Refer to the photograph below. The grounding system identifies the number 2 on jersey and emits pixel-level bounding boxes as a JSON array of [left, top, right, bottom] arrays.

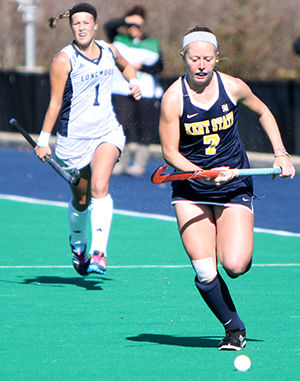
[[203, 134, 220, 155], [93, 84, 100, 106]]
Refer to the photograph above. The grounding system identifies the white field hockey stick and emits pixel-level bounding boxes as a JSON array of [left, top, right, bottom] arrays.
[[151, 165, 282, 184], [9, 118, 80, 185]]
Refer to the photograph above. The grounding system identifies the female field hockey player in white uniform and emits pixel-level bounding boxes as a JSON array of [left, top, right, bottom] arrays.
[[35, 3, 142, 276], [159, 26, 295, 350]]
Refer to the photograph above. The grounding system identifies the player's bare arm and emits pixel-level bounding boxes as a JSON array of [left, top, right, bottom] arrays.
[[224, 74, 295, 178], [35, 52, 70, 161], [159, 80, 201, 172], [110, 44, 142, 100]]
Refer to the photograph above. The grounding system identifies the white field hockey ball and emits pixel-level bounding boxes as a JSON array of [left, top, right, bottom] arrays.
[[234, 355, 251, 372]]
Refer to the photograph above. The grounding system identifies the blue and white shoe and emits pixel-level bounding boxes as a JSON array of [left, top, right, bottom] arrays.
[[71, 243, 90, 276], [87, 251, 107, 275]]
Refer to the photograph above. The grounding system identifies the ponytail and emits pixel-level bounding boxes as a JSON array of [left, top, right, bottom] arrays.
[[48, 10, 70, 29]]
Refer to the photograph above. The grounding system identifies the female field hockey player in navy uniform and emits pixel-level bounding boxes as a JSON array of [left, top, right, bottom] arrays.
[[35, 3, 142, 276], [159, 26, 295, 350]]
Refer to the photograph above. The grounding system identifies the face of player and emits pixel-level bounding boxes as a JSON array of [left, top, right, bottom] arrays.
[[182, 41, 217, 88], [71, 12, 97, 49]]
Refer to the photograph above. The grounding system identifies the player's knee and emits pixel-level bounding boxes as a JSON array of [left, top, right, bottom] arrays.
[[91, 178, 108, 198], [224, 258, 252, 279], [243, 257, 252, 274], [224, 268, 240, 278], [192, 257, 217, 283]]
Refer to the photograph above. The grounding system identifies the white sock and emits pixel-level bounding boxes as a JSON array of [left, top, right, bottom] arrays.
[[68, 201, 88, 251], [89, 194, 113, 257]]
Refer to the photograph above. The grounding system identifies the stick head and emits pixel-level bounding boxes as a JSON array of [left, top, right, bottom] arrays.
[[70, 168, 81, 185], [151, 165, 168, 184], [9, 118, 17, 127]]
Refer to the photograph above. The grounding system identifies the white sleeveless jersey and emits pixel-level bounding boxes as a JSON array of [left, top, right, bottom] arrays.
[[57, 40, 120, 139]]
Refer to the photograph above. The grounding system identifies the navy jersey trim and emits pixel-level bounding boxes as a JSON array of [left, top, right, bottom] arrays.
[[57, 74, 73, 137], [71, 41, 102, 65], [182, 74, 220, 111], [107, 45, 116, 63]]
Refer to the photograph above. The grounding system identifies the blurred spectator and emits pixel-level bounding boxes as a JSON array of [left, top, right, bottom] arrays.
[[104, 5, 163, 176]]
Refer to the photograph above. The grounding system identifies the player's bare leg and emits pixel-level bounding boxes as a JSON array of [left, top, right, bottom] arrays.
[[87, 143, 120, 274], [215, 205, 254, 277], [174, 203, 217, 262]]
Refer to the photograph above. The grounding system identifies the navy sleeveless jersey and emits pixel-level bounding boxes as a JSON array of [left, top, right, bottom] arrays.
[[172, 72, 253, 202]]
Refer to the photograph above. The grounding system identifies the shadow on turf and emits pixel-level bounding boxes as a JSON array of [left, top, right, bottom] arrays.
[[127, 333, 263, 348], [19, 275, 110, 291]]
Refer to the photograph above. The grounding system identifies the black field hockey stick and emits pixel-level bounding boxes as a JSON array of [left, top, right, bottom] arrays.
[[151, 164, 282, 184], [9, 118, 80, 185]]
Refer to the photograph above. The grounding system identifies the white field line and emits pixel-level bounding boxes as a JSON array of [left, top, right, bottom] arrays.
[[1, 193, 300, 237], [0, 264, 299, 269]]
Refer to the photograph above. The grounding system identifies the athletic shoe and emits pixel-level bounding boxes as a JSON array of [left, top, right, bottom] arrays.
[[87, 251, 107, 275], [70, 243, 90, 276], [218, 328, 246, 350]]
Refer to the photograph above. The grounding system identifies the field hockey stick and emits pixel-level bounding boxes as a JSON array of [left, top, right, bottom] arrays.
[[151, 164, 282, 184], [9, 118, 80, 185]]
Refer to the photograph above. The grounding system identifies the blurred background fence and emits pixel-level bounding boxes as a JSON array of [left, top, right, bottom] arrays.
[[1, 0, 300, 155], [1, 71, 299, 155]]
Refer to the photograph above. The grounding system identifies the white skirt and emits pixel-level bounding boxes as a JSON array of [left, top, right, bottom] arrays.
[[55, 125, 126, 170]]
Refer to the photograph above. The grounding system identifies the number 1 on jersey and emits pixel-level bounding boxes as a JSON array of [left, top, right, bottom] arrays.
[[93, 84, 100, 106]]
